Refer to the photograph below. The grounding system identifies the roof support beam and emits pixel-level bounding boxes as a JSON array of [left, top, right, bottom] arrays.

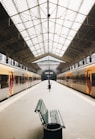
[[30, 52, 67, 63]]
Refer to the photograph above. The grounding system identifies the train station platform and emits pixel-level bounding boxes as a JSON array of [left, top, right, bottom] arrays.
[[0, 80, 95, 139]]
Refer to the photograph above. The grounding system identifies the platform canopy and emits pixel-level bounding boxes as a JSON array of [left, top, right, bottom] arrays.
[[0, 0, 95, 72]]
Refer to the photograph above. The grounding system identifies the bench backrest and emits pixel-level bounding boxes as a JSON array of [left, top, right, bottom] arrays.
[[35, 99, 48, 124]]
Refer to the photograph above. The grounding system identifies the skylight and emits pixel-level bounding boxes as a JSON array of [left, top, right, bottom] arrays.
[[33, 56, 65, 64], [1, 0, 95, 57]]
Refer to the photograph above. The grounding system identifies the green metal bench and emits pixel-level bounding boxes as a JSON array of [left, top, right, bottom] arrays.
[[35, 99, 65, 128]]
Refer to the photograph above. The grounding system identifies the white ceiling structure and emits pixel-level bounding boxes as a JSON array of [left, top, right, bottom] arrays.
[[1, 0, 95, 70]]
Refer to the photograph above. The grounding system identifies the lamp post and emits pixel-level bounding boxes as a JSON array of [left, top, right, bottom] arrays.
[[48, 69, 51, 90]]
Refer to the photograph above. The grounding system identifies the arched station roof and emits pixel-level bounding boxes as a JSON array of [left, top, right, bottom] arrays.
[[0, 1, 95, 73]]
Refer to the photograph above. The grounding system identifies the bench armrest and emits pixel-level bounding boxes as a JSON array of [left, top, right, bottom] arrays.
[[48, 110, 65, 128], [35, 99, 48, 124], [35, 99, 43, 112], [57, 110, 65, 128]]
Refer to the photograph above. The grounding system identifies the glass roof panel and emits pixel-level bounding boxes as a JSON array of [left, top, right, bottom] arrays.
[[1, 0, 95, 59], [27, 0, 38, 8], [79, 0, 95, 14], [1, 0, 17, 16], [68, 0, 83, 11], [16, 0, 28, 12]]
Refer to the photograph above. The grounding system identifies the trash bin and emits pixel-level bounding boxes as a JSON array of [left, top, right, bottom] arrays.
[[43, 123, 62, 139]]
